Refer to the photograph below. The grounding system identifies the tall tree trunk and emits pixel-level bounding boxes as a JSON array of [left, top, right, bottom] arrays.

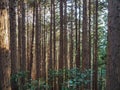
[[0, 1, 11, 90], [75, 0, 79, 68], [63, 0, 68, 69], [76, 0, 81, 69], [49, 0, 53, 70], [92, 0, 98, 90], [69, 0, 74, 69], [29, 2, 35, 79], [58, 0, 64, 89], [21, 0, 26, 72], [53, 1, 57, 89], [88, 0, 92, 89], [35, 1, 41, 79], [107, 0, 120, 90], [42, 3, 46, 80], [82, 0, 89, 89], [82, 0, 89, 70], [9, 0, 18, 89], [20, 0, 27, 85], [48, 1, 53, 89], [26, 3, 31, 76], [18, 0, 22, 74]]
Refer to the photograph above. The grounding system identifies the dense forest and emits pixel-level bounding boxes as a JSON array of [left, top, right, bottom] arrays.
[[0, 0, 120, 90]]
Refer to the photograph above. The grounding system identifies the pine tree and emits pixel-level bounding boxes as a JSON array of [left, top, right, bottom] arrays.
[[107, 0, 120, 90], [0, 0, 11, 90], [9, 0, 18, 89]]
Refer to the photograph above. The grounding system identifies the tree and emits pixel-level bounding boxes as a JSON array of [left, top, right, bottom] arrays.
[[92, 0, 98, 90], [18, 0, 22, 75], [35, 0, 41, 79], [0, 0, 11, 90], [63, 0, 68, 69], [28, 0, 36, 79], [21, 0, 27, 72], [76, 0, 82, 69], [9, 0, 18, 89], [107, 0, 120, 90], [58, 0, 64, 89], [82, 0, 89, 70], [49, 0, 53, 70], [69, 0, 74, 69]]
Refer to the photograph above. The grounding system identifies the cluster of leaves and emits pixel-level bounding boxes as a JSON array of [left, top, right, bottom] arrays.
[[48, 68, 92, 90], [11, 69, 92, 90], [98, 68, 106, 90], [11, 71, 49, 90]]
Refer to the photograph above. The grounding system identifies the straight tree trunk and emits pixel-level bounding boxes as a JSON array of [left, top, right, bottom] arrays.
[[35, 1, 42, 79], [77, 0, 81, 69], [0, 1, 11, 90], [9, 0, 18, 89], [69, 1, 74, 69], [107, 0, 120, 90], [75, 0, 79, 68], [53, 1, 57, 89], [63, 0, 68, 69], [26, 3, 31, 75], [92, 0, 98, 90], [58, 0, 64, 90], [21, 0, 27, 85], [82, 0, 89, 89], [18, 0, 22, 74], [42, 3, 46, 80], [49, 0, 53, 70], [88, 0, 92, 89], [82, 0, 89, 70], [21, 0, 26, 72]]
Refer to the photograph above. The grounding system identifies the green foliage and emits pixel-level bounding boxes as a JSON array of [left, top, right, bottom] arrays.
[[48, 68, 92, 90], [11, 71, 29, 90], [11, 69, 91, 90], [11, 71, 49, 90], [98, 68, 106, 90]]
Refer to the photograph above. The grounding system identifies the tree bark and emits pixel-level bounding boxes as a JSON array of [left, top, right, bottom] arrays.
[[9, 0, 18, 89], [107, 0, 120, 90], [35, 0, 41, 78], [0, 1, 11, 90]]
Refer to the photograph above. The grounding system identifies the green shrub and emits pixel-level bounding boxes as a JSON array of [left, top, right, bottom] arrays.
[[11, 71, 48, 90], [48, 68, 92, 90]]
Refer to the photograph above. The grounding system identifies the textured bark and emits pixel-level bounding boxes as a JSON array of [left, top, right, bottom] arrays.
[[21, 0, 27, 71], [82, 0, 89, 70], [63, 0, 68, 69], [42, 4, 46, 80], [88, 0, 91, 72], [59, 0, 63, 70], [58, 0, 64, 90], [53, 0, 56, 71], [26, 3, 31, 76], [82, 0, 89, 89], [53, 1, 57, 89], [107, 0, 120, 90], [35, 1, 41, 79], [9, 0, 18, 89], [29, 2, 35, 79], [49, 1, 53, 89], [76, 0, 81, 69], [49, 0, 53, 70], [18, 0, 22, 73], [75, 0, 79, 68], [69, 1, 74, 69], [92, 0, 98, 90], [0, 1, 11, 89], [88, 0, 92, 89], [21, 0, 27, 85]]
